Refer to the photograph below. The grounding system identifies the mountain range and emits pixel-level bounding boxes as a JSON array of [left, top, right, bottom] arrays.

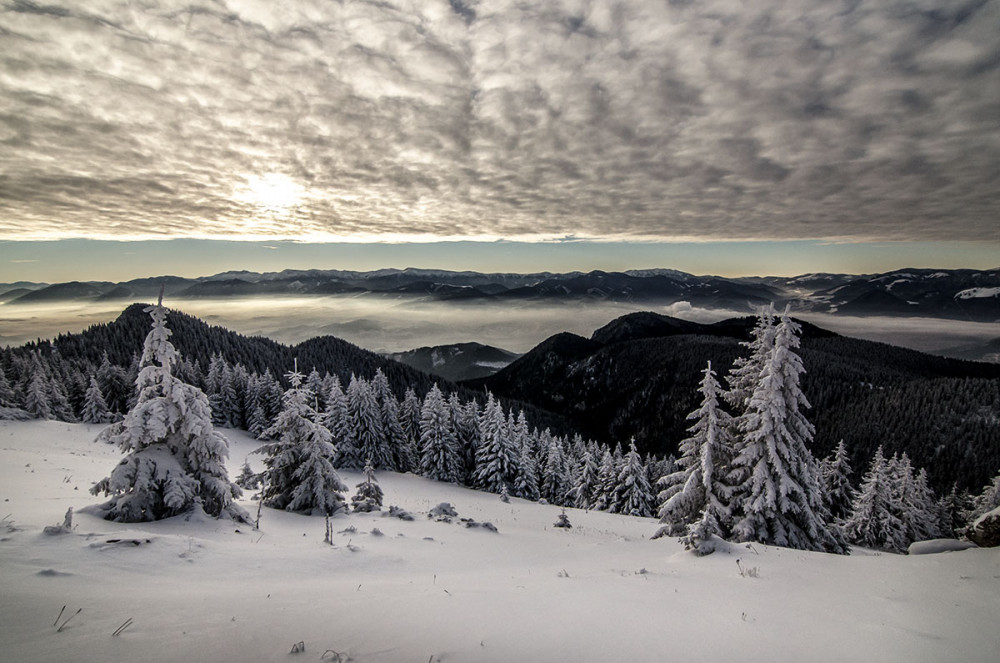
[[3, 267, 997, 322]]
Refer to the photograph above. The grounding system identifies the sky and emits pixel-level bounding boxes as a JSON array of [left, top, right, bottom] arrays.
[[1, 0, 999, 282]]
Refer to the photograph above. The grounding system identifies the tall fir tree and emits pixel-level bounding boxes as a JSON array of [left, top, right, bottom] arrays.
[[724, 304, 776, 413], [843, 446, 908, 552], [473, 395, 519, 493], [257, 365, 347, 516], [614, 441, 654, 517], [656, 361, 734, 545], [81, 375, 114, 424], [24, 371, 53, 420], [514, 433, 541, 502], [821, 440, 856, 522], [730, 308, 846, 554], [90, 298, 247, 523], [568, 450, 598, 509], [0, 366, 16, 408], [540, 436, 570, 506], [592, 448, 618, 512], [418, 384, 462, 482], [345, 375, 388, 469]]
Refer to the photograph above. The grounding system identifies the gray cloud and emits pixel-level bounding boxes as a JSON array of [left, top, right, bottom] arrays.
[[0, 0, 998, 243]]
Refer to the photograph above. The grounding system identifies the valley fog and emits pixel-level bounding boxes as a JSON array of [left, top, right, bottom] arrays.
[[1, 294, 996, 357]]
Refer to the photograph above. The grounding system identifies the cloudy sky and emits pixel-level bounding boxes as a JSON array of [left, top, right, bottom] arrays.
[[1, 0, 998, 281]]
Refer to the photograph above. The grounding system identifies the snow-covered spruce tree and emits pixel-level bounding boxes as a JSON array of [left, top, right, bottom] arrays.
[[24, 371, 53, 420], [419, 384, 462, 482], [730, 308, 847, 554], [514, 436, 541, 502], [382, 394, 413, 473], [655, 361, 734, 544], [724, 304, 776, 413], [0, 366, 17, 408], [592, 448, 618, 512], [321, 375, 349, 442], [81, 375, 114, 424], [257, 366, 347, 516], [90, 299, 247, 523], [351, 458, 384, 512], [843, 446, 907, 552], [399, 387, 423, 449], [887, 453, 939, 544], [568, 450, 599, 510], [541, 436, 571, 506], [246, 375, 271, 440], [821, 439, 856, 522], [345, 375, 388, 470], [236, 459, 260, 490], [614, 442, 654, 517], [473, 395, 519, 494], [450, 393, 478, 482]]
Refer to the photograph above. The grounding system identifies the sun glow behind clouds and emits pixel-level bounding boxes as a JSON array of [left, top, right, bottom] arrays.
[[235, 173, 304, 214]]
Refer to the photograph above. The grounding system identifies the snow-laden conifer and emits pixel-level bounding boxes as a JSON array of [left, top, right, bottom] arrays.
[[614, 442, 654, 517], [81, 376, 114, 424], [843, 446, 907, 552], [382, 394, 412, 472], [0, 367, 16, 408], [257, 366, 346, 516], [351, 458, 384, 512], [24, 371, 53, 420], [888, 457, 940, 543], [540, 436, 570, 506], [418, 384, 462, 482], [568, 450, 599, 509], [246, 375, 270, 440], [592, 448, 618, 512], [90, 299, 247, 522], [730, 308, 846, 553], [821, 439, 856, 522], [345, 375, 388, 469], [473, 395, 519, 493], [724, 304, 776, 412], [655, 361, 734, 542], [514, 434, 541, 501], [321, 376, 348, 443]]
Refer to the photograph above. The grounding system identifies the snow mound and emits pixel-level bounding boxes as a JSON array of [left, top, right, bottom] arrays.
[[907, 539, 978, 555]]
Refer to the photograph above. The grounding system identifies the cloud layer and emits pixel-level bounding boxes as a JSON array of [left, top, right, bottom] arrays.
[[1, 0, 998, 243]]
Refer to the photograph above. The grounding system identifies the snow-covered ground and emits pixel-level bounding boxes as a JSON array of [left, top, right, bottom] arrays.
[[2, 421, 998, 663]]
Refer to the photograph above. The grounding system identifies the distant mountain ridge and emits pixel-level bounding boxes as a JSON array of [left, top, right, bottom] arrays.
[[4, 267, 997, 322], [385, 342, 521, 382]]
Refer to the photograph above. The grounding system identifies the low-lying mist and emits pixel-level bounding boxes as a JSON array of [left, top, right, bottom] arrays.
[[1, 295, 996, 360]]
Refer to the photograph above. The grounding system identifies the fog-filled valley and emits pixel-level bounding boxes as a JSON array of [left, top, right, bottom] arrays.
[[3, 294, 997, 359]]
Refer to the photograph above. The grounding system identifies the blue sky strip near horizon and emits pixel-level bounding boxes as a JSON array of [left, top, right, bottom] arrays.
[[2, 238, 999, 284], [1, 1, 998, 282]]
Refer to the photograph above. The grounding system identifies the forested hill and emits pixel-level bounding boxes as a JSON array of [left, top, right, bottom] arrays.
[[471, 311, 1000, 492], [6, 303, 572, 435]]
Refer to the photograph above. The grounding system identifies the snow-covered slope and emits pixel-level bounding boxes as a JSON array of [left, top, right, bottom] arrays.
[[1, 421, 997, 663]]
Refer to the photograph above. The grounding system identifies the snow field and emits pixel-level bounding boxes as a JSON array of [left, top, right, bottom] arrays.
[[1, 421, 998, 662]]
